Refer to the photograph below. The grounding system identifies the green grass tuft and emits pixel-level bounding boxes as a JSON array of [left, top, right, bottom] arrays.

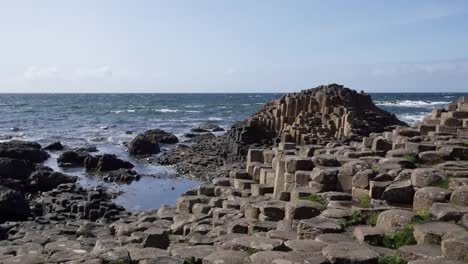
[[414, 209, 432, 224], [382, 224, 416, 249], [339, 210, 363, 228], [430, 178, 450, 189], [358, 196, 371, 206], [372, 165, 380, 174], [378, 254, 406, 264], [463, 140, 468, 147], [300, 194, 326, 206], [403, 154, 417, 163], [367, 211, 381, 226]]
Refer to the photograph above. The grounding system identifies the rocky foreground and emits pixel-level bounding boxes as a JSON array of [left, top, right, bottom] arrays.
[[1, 84, 468, 264]]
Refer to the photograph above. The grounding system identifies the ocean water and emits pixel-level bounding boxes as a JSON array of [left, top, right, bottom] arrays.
[[0, 92, 466, 211]]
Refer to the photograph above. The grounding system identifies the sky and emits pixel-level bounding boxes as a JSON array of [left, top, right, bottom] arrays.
[[0, 0, 468, 93]]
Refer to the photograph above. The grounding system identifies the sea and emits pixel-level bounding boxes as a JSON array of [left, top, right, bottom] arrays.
[[0, 92, 466, 211]]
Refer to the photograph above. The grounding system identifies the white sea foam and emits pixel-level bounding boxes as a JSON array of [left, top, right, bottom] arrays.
[[185, 110, 202, 113], [397, 113, 427, 125], [154, 109, 179, 113], [208, 117, 223, 121], [185, 104, 205, 108], [376, 100, 450, 107]]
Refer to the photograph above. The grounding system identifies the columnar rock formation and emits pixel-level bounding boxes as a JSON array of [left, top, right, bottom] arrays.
[[225, 84, 406, 162]]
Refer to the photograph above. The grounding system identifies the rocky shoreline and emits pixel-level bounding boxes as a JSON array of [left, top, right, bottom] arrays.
[[1, 84, 468, 264]]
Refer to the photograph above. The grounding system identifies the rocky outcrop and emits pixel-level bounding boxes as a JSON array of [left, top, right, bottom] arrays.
[[225, 84, 406, 162], [128, 129, 178, 156], [0, 140, 49, 162]]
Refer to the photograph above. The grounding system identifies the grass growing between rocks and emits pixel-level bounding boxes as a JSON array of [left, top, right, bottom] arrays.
[[378, 254, 406, 264], [403, 154, 418, 164], [372, 165, 380, 174], [430, 178, 450, 189], [463, 140, 468, 147], [300, 194, 326, 206], [358, 196, 371, 206], [379, 210, 432, 249], [382, 224, 416, 249], [339, 210, 363, 228], [367, 211, 380, 226]]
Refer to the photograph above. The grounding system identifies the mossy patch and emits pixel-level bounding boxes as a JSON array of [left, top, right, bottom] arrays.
[[382, 224, 416, 249], [403, 154, 417, 164], [339, 210, 363, 227], [358, 196, 371, 206], [430, 178, 450, 189], [367, 211, 380, 226], [378, 254, 406, 264], [300, 194, 326, 206], [378, 210, 431, 249]]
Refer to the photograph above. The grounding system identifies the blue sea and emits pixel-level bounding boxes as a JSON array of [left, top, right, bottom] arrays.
[[0, 92, 466, 211]]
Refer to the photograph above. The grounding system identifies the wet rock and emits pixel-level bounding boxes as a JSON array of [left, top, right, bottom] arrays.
[[0, 140, 49, 163], [57, 150, 90, 167], [0, 157, 35, 180], [27, 169, 78, 192], [0, 186, 30, 221], [43, 141, 64, 151], [85, 154, 134, 172], [191, 122, 224, 133]]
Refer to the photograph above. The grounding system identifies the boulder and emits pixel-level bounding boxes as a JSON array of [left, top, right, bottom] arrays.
[[441, 231, 468, 261], [0, 141, 49, 163], [413, 187, 451, 211], [285, 200, 324, 220], [376, 209, 416, 232], [142, 227, 170, 249], [57, 150, 90, 167], [85, 154, 134, 172], [450, 186, 468, 206], [0, 186, 30, 221], [382, 180, 415, 204], [411, 168, 445, 188], [128, 135, 161, 156], [43, 141, 64, 151], [0, 157, 35, 180], [27, 170, 78, 192], [191, 122, 224, 132]]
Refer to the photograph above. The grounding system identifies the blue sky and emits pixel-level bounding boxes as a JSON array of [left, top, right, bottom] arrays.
[[0, 0, 467, 93]]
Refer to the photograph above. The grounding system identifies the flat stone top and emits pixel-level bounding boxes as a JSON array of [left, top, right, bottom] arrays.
[[413, 222, 465, 235], [322, 242, 379, 262]]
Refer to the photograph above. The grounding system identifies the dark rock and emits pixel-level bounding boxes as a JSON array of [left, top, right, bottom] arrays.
[[191, 122, 224, 132], [0, 186, 30, 222], [27, 170, 78, 192], [57, 150, 90, 167], [129, 135, 161, 156], [43, 141, 64, 151], [85, 154, 134, 172], [0, 157, 35, 180], [0, 140, 49, 163]]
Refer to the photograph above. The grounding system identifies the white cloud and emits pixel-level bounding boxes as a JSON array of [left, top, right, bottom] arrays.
[[75, 65, 112, 80], [23, 66, 59, 81]]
